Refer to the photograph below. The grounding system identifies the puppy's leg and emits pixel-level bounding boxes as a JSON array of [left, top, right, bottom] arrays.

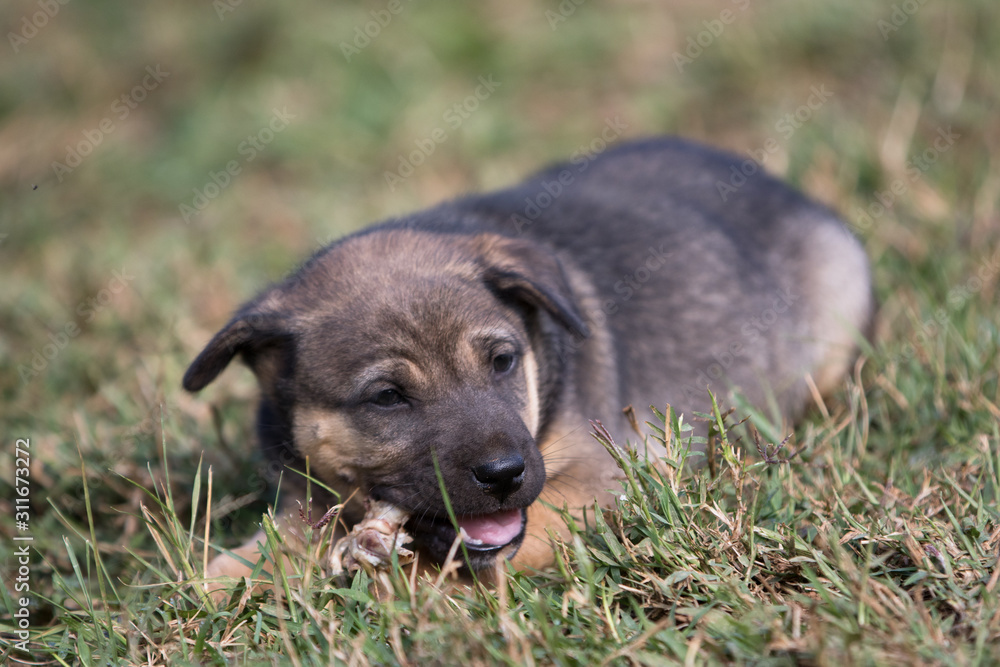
[[203, 503, 335, 602], [205, 529, 268, 582]]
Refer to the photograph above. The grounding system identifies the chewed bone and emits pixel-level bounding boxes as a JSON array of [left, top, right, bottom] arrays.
[[329, 500, 414, 576]]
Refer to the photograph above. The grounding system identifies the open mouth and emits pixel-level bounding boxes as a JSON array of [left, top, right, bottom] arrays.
[[405, 508, 527, 566], [453, 509, 525, 552]]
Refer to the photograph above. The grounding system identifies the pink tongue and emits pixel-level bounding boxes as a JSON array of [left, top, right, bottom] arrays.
[[457, 509, 523, 546]]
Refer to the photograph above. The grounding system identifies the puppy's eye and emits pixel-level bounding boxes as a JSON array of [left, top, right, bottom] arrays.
[[371, 389, 405, 407], [492, 353, 516, 374]]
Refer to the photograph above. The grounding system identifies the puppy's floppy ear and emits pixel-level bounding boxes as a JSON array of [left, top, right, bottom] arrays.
[[182, 300, 289, 392], [476, 234, 589, 338]]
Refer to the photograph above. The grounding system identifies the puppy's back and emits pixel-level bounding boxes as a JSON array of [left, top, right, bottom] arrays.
[[482, 137, 873, 422]]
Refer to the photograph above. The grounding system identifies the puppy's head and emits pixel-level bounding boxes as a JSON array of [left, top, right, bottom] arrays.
[[183, 230, 587, 570]]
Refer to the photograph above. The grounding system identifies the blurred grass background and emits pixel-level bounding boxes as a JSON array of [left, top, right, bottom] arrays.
[[1, 0, 999, 663]]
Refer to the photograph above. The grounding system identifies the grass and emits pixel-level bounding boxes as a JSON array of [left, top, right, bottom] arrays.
[[2, 0, 999, 664], [4, 399, 999, 665]]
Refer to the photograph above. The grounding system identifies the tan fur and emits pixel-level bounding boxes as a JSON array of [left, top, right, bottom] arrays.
[[521, 344, 542, 436], [292, 408, 373, 498]]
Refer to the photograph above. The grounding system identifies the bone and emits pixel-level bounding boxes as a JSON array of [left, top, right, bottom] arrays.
[[328, 500, 414, 576]]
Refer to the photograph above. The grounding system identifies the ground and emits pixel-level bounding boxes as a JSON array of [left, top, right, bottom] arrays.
[[1, 0, 999, 664]]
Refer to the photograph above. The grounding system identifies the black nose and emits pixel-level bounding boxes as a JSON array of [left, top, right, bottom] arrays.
[[471, 454, 525, 501]]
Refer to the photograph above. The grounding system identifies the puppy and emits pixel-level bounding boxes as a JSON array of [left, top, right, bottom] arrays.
[[183, 137, 873, 582]]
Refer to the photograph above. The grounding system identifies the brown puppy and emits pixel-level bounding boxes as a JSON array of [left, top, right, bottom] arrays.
[[183, 137, 873, 582]]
